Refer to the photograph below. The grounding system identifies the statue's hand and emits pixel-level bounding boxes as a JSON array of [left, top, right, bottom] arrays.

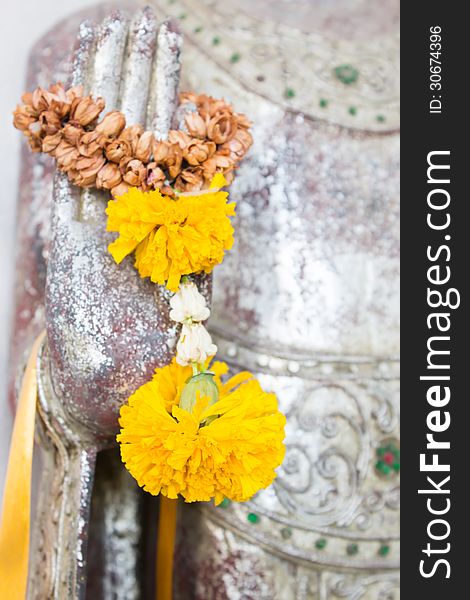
[[45, 8, 188, 440]]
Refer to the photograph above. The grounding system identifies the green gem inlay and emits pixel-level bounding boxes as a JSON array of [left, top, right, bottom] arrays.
[[219, 498, 231, 509], [212, 36, 221, 46], [281, 527, 292, 539], [348, 106, 357, 116], [347, 543, 359, 556], [379, 544, 390, 556], [319, 99, 329, 108], [376, 114, 386, 123], [334, 64, 359, 85], [230, 53, 241, 63], [284, 88, 296, 99], [194, 26, 203, 33], [247, 512, 260, 524], [315, 538, 327, 550]]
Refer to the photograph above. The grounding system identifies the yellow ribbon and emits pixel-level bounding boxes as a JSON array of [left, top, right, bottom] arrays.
[[156, 496, 177, 600], [0, 331, 179, 599], [0, 331, 44, 597]]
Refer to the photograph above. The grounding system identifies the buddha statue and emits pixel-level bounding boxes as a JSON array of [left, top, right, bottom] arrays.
[[7, 1, 399, 597]]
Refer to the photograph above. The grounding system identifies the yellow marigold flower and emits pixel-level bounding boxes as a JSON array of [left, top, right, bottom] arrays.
[[106, 174, 235, 291], [117, 359, 286, 504]]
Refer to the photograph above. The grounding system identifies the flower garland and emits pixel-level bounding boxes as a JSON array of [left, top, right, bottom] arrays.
[[13, 83, 285, 506], [13, 83, 252, 196]]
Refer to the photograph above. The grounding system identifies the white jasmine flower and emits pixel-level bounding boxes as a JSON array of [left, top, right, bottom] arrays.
[[176, 323, 217, 366], [169, 282, 210, 324]]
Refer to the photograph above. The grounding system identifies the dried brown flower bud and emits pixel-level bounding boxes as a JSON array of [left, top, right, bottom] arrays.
[[184, 139, 216, 166], [119, 125, 144, 154], [105, 139, 131, 163], [42, 131, 62, 155], [219, 128, 253, 161], [167, 147, 184, 179], [168, 129, 192, 149], [203, 153, 234, 176], [38, 110, 61, 136], [48, 99, 70, 120], [96, 110, 126, 138], [207, 113, 237, 144], [55, 140, 80, 170], [152, 140, 171, 163], [175, 167, 204, 192], [31, 88, 51, 113], [78, 131, 107, 158], [146, 163, 165, 190], [122, 158, 147, 186], [135, 131, 154, 163], [13, 105, 37, 131], [153, 140, 183, 179], [62, 123, 84, 146], [70, 95, 105, 127], [96, 163, 122, 190], [201, 157, 216, 181], [72, 154, 106, 187], [111, 181, 130, 198], [184, 112, 207, 139]]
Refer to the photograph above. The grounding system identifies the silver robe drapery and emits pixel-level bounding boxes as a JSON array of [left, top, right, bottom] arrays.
[[168, 1, 400, 598]]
